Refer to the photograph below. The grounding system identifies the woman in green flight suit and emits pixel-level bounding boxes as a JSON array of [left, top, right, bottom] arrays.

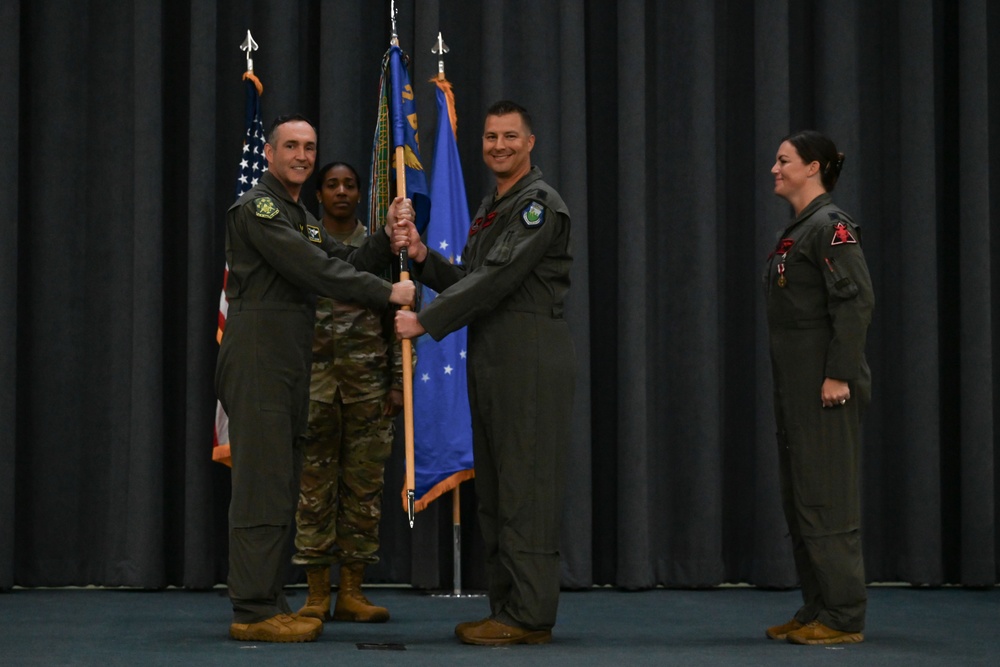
[[763, 130, 875, 646]]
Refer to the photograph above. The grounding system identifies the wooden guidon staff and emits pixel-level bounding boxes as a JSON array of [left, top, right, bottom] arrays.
[[396, 147, 416, 529], [386, 0, 416, 528]]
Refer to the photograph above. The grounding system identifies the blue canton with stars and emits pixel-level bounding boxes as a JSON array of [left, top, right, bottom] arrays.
[[235, 78, 267, 198]]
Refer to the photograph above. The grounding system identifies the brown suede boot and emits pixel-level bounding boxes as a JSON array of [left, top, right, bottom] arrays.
[[766, 618, 803, 640], [786, 620, 864, 645], [456, 618, 552, 646], [229, 614, 322, 642], [333, 563, 390, 623], [297, 565, 331, 621]]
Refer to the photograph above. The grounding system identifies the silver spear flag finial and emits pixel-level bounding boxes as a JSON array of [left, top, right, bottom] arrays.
[[390, 0, 399, 46], [432, 32, 450, 79], [240, 30, 259, 72]]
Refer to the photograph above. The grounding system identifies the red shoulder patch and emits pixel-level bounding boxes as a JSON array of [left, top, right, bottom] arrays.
[[831, 222, 857, 246]]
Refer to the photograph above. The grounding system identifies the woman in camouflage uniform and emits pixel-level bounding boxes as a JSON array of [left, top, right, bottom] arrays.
[[293, 162, 403, 624]]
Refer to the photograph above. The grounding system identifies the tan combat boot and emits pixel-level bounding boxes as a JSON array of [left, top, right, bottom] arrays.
[[229, 613, 323, 642], [297, 565, 331, 621], [333, 562, 390, 623]]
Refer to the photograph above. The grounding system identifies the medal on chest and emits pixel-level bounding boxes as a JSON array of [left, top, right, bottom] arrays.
[[770, 238, 794, 288]]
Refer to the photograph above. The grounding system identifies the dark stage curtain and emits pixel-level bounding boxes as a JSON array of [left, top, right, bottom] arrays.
[[2, 0, 997, 591]]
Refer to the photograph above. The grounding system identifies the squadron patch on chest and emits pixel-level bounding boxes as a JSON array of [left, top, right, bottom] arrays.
[[305, 225, 322, 243], [521, 201, 546, 228], [254, 197, 280, 219], [830, 222, 857, 246]]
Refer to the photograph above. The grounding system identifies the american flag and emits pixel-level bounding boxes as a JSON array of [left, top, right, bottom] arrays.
[[213, 72, 267, 466], [234, 84, 267, 197]]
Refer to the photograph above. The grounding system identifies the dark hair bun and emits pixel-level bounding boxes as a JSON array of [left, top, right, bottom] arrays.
[[831, 152, 846, 177]]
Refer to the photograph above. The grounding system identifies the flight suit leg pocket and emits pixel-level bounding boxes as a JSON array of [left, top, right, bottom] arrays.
[[788, 423, 831, 508], [256, 372, 293, 413], [256, 350, 298, 414]]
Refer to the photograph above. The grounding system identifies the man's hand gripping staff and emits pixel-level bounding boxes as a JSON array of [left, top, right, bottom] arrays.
[[389, 193, 420, 527]]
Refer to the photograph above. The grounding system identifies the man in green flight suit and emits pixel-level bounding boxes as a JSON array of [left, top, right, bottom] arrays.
[[216, 115, 414, 643], [395, 100, 575, 646]]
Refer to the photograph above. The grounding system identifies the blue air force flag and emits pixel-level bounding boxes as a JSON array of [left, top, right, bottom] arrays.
[[411, 77, 475, 510]]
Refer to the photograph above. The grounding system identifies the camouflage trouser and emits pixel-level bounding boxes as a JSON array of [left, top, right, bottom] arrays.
[[293, 392, 393, 566]]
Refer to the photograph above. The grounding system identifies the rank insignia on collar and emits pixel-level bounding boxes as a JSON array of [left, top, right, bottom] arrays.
[[305, 225, 322, 243], [521, 201, 545, 228], [830, 222, 857, 245], [254, 197, 280, 219]]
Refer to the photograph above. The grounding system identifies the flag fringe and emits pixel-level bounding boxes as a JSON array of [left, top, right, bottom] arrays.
[[431, 76, 458, 138], [404, 469, 476, 514], [212, 444, 232, 467], [367, 59, 391, 236]]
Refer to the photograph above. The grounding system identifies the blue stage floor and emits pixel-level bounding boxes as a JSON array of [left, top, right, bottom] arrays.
[[1, 585, 996, 666]]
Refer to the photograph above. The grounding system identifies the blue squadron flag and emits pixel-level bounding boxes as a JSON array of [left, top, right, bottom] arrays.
[[369, 44, 431, 235], [411, 76, 474, 512], [213, 70, 267, 467]]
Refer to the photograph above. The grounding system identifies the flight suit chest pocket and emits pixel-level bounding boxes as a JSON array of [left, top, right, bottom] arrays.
[[484, 228, 516, 266]]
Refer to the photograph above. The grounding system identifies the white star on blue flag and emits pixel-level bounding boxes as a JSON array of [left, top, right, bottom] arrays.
[[235, 88, 267, 199]]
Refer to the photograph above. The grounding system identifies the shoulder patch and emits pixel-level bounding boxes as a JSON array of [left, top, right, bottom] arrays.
[[254, 197, 280, 219], [521, 201, 546, 228], [830, 222, 857, 246], [305, 224, 322, 244]]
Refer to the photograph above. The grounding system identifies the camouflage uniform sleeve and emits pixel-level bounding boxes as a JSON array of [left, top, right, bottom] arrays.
[[807, 217, 875, 380]]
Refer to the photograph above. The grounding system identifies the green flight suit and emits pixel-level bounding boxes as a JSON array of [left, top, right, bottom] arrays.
[[764, 192, 874, 633], [412, 166, 575, 631], [215, 171, 393, 624]]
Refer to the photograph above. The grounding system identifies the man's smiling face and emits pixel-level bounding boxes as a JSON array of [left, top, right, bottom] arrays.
[[264, 120, 317, 198], [482, 112, 535, 182]]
